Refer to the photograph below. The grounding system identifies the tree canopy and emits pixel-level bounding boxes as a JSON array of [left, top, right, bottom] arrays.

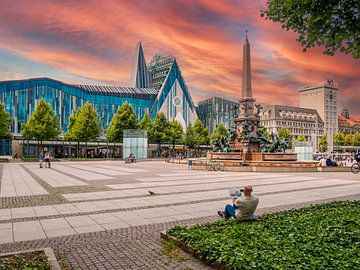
[[193, 119, 210, 148], [152, 112, 169, 146], [184, 123, 196, 149], [68, 103, 100, 142], [106, 102, 137, 143], [0, 103, 12, 139], [21, 99, 60, 141], [296, 134, 306, 142], [261, 0, 360, 58], [211, 123, 229, 144], [168, 120, 184, 149], [318, 135, 328, 152], [334, 132, 345, 146], [278, 128, 292, 141], [64, 113, 77, 141], [138, 113, 154, 143]]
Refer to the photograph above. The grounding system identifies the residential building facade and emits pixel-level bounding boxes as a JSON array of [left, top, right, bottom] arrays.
[[260, 105, 324, 148], [338, 108, 360, 134]]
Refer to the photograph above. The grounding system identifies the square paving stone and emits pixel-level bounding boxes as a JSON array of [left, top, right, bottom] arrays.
[[41, 218, 72, 231], [33, 205, 60, 217], [0, 228, 13, 244], [11, 207, 36, 219], [45, 228, 77, 238], [0, 209, 12, 220], [66, 216, 98, 227], [89, 213, 120, 224], [0, 223, 12, 230], [13, 220, 46, 242], [101, 221, 129, 230], [73, 224, 104, 234]]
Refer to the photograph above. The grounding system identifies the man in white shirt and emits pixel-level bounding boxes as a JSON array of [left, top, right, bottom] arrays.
[[218, 185, 259, 220]]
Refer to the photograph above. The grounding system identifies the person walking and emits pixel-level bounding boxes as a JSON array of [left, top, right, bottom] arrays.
[[39, 151, 45, 168]]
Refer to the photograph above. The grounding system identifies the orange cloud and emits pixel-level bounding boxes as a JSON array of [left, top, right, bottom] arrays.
[[0, 0, 359, 118]]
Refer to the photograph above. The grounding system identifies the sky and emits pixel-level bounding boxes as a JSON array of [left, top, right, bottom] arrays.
[[0, 0, 359, 119]]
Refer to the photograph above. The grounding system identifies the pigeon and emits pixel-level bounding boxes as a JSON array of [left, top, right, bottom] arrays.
[[148, 191, 156, 196]]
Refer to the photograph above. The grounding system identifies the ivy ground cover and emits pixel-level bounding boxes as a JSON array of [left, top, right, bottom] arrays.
[[168, 201, 360, 269]]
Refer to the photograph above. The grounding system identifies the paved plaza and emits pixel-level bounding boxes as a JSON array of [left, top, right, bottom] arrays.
[[0, 160, 359, 269]]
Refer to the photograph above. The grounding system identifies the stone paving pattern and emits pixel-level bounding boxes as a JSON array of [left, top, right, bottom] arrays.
[[0, 160, 359, 269]]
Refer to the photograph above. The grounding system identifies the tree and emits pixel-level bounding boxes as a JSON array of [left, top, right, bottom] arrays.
[[68, 103, 100, 157], [278, 128, 292, 141], [318, 135, 328, 152], [193, 119, 210, 153], [168, 120, 184, 150], [296, 135, 306, 142], [64, 113, 76, 141], [334, 132, 345, 146], [22, 99, 60, 153], [278, 127, 292, 148], [107, 102, 137, 143], [211, 123, 229, 144], [354, 132, 360, 146], [138, 113, 154, 143], [261, 0, 360, 58], [344, 133, 355, 146], [184, 123, 196, 149], [0, 103, 11, 139], [152, 112, 169, 153]]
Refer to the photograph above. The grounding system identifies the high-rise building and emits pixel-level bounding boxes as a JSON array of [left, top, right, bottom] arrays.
[[197, 97, 239, 133], [299, 81, 338, 149], [0, 43, 198, 134], [260, 105, 324, 148]]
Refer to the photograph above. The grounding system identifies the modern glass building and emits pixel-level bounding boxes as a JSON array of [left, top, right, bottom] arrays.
[[197, 96, 239, 133], [0, 42, 198, 134]]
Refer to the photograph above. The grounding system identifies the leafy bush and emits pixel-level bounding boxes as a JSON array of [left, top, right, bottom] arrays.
[[0, 251, 50, 269], [168, 201, 360, 269]]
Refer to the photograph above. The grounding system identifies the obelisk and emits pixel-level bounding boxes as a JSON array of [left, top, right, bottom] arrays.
[[242, 31, 252, 99], [233, 31, 261, 155]]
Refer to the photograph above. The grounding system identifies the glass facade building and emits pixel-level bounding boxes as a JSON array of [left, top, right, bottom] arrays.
[[197, 96, 239, 133], [0, 42, 198, 134], [0, 78, 157, 133]]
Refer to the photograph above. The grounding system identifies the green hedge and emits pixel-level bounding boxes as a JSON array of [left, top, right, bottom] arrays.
[[168, 201, 360, 269]]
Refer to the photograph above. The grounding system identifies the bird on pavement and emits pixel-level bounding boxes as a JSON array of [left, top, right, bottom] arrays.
[[148, 190, 156, 196]]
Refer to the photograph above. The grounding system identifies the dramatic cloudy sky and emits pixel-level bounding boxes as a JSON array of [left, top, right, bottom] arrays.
[[0, 0, 359, 118]]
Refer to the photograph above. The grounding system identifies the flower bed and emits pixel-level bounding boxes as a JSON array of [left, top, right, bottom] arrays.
[[167, 201, 360, 269], [0, 250, 50, 270]]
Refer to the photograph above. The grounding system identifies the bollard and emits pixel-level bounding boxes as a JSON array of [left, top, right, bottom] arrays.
[[188, 160, 193, 170]]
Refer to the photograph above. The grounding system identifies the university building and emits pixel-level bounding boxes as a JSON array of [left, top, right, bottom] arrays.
[[260, 105, 324, 148], [197, 97, 239, 133], [0, 42, 197, 134]]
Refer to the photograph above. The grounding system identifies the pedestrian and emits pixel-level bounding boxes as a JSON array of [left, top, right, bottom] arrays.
[[39, 151, 45, 168], [45, 151, 52, 168]]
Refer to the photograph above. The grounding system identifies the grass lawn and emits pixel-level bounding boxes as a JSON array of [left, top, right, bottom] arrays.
[[168, 200, 360, 269]]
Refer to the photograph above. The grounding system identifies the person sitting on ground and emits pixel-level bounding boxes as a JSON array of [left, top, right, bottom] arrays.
[[326, 156, 334, 167], [217, 185, 259, 221], [318, 156, 327, 167], [128, 153, 136, 163]]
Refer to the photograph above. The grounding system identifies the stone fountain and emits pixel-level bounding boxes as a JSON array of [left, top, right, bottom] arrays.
[[209, 33, 297, 162]]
